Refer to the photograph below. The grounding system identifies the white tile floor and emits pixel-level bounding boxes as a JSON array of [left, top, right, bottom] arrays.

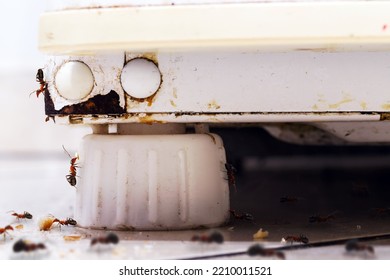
[[1, 156, 390, 260]]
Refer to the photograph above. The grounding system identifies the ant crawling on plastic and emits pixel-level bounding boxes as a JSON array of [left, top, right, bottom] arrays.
[[62, 145, 79, 187], [53, 217, 77, 228], [9, 211, 33, 220], [13, 239, 46, 253], [224, 163, 237, 192], [30, 68, 46, 98], [247, 244, 285, 260], [229, 209, 255, 222], [39, 216, 77, 231], [345, 239, 374, 255], [282, 234, 309, 244], [91, 233, 120, 247], [191, 231, 224, 244]]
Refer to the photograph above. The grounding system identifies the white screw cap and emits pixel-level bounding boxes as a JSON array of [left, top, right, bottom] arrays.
[[121, 58, 162, 99], [55, 61, 94, 101]]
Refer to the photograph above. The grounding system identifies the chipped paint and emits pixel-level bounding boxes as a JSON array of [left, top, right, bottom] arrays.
[[45, 90, 125, 115]]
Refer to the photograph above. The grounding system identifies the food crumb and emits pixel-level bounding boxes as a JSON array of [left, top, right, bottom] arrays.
[[253, 228, 269, 240]]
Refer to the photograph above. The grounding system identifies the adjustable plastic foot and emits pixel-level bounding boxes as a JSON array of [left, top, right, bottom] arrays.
[[75, 133, 229, 230]]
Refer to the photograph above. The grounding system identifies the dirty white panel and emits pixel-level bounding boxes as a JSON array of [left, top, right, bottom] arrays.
[[147, 51, 390, 113], [50, 51, 390, 113]]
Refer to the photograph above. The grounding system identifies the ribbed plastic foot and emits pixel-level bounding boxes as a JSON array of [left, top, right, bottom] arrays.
[[75, 133, 229, 230]]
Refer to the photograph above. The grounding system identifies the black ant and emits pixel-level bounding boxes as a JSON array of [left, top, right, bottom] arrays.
[[53, 218, 77, 227], [191, 231, 224, 244], [229, 209, 254, 222], [345, 239, 374, 254], [10, 211, 33, 220], [247, 244, 285, 260], [224, 163, 237, 192], [13, 239, 46, 253], [30, 69, 46, 98], [62, 145, 79, 187], [91, 233, 119, 246], [309, 212, 336, 223], [283, 234, 309, 244]]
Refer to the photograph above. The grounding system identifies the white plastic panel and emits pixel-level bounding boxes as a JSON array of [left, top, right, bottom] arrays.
[[47, 51, 390, 114], [39, 2, 390, 53]]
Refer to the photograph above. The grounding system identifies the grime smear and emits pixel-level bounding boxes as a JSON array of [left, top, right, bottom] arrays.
[[208, 100, 221, 110], [142, 53, 158, 65], [383, 24, 388, 31], [360, 102, 368, 110], [138, 115, 166, 125], [380, 113, 390, 121], [170, 100, 177, 107], [172, 88, 178, 99], [382, 104, 390, 110], [328, 98, 354, 109]]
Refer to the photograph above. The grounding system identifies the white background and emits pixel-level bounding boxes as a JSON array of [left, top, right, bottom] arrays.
[[0, 1, 89, 153]]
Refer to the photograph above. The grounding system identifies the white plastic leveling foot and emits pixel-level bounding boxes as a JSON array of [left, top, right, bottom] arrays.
[[75, 133, 230, 230]]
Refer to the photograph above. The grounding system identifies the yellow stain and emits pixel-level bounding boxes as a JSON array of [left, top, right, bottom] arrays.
[[328, 98, 354, 109], [207, 100, 221, 110]]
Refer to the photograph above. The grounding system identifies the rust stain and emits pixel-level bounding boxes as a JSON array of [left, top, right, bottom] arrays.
[[45, 90, 125, 115], [381, 104, 390, 110], [207, 99, 221, 110], [138, 114, 166, 124], [146, 94, 156, 107]]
